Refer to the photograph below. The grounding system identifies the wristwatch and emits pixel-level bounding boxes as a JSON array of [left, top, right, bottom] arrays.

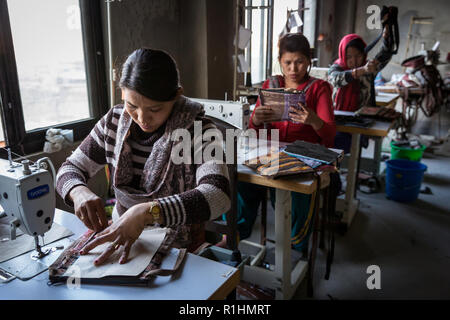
[[148, 201, 163, 226]]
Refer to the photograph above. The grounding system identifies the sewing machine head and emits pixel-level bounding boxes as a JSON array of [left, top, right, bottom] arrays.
[[190, 97, 251, 130], [0, 157, 55, 241]]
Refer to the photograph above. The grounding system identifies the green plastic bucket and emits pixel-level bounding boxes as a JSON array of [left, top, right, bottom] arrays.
[[390, 141, 426, 162]]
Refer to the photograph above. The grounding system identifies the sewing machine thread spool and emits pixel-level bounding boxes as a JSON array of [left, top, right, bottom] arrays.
[[22, 160, 31, 175]]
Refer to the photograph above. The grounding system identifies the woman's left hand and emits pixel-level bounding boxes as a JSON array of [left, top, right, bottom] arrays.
[[80, 202, 150, 265], [382, 25, 389, 39], [289, 103, 324, 131]]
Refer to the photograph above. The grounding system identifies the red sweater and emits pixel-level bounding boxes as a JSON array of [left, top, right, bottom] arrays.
[[250, 76, 336, 147]]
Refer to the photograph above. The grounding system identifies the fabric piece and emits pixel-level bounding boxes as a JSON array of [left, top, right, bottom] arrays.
[[356, 106, 402, 121], [63, 227, 167, 279], [244, 151, 314, 178], [334, 114, 374, 128], [0, 221, 73, 263], [284, 140, 340, 164], [249, 75, 336, 147], [259, 89, 307, 121]]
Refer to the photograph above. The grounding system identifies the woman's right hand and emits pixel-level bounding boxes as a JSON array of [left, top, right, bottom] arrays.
[[69, 185, 108, 232], [364, 59, 379, 74], [354, 60, 379, 78], [252, 105, 282, 126]]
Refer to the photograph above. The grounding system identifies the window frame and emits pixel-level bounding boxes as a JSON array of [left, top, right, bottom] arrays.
[[245, 0, 312, 84], [244, 0, 274, 85], [0, 0, 108, 158]]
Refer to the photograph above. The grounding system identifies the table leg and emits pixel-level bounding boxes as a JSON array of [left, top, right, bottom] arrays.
[[373, 137, 382, 176], [339, 133, 361, 227], [319, 188, 329, 249], [274, 188, 292, 299], [240, 189, 309, 299], [260, 190, 267, 246]]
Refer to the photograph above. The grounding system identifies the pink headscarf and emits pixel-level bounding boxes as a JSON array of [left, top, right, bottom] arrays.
[[334, 34, 367, 111]]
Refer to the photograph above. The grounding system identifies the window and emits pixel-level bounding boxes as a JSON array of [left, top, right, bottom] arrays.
[[302, 0, 317, 48], [0, 0, 107, 156], [246, 0, 270, 85], [271, 0, 304, 76], [0, 114, 4, 143], [245, 0, 273, 86], [244, 0, 316, 85]]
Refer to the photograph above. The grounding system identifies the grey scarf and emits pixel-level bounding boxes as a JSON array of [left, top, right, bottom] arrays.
[[112, 96, 204, 216]]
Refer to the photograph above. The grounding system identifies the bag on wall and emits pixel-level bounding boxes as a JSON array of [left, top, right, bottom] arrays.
[[365, 6, 400, 55], [398, 55, 445, 117]]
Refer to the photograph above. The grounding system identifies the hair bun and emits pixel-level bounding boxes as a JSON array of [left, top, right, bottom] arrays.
[[119, 48, 180, 101]]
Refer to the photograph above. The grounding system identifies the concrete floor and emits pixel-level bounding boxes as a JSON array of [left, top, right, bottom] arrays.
[[238, 151, 450, 300]]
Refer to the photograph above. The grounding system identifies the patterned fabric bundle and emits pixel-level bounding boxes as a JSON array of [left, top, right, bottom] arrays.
[[244, 151, 314, 178]]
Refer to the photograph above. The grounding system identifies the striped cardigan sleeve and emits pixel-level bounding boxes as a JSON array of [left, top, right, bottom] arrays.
[[56, 107, 118, 205], [156, 119, 231, 226], [327, 63, 354, 88]]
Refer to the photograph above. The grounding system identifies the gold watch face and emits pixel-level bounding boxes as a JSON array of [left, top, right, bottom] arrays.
[[151, 205, 160, 214], [150, 203, 161, 223]]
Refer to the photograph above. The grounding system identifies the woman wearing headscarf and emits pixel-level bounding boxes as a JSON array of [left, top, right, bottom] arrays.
[[328, 26, 393, 152]]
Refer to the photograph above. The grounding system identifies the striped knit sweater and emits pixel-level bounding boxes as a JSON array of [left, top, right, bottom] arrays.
[[56, 98, 231, 247]]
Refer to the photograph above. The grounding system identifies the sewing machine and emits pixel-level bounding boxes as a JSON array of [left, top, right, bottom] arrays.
[[0, 156, 56, 259], [191, 97, 250, 130]]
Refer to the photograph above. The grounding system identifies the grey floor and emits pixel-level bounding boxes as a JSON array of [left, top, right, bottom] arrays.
[[237, 149, 450, 300]]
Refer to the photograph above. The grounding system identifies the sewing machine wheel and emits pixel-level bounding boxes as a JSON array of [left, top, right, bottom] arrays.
[[403, 103, 419, 131]]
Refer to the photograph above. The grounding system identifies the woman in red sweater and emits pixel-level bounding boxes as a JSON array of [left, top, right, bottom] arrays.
[[250, 35, 335, 145], [238, 33, 336, 252]]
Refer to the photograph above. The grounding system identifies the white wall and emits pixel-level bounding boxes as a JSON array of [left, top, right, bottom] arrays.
[[354, 0, 450, 81], [101, 0, 235, 103]]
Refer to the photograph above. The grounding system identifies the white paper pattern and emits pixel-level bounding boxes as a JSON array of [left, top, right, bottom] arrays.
[[64, 227, 167, 279], [238, 54, 250, 73], [234, 25, 252, 50]]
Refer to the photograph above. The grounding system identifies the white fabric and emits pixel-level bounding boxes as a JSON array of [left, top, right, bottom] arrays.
[[63, 227, 167, 278]]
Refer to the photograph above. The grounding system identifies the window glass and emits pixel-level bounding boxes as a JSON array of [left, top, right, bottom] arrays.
[[0, 120, 3, 143], [7, 0, 90, 132], [248, 0, 269, 85], [272, 0, 302, 75]]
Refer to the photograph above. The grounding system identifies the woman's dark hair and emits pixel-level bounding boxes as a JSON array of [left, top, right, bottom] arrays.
[[278, 33, 311, 61], [119, 48, 180, 102], [346, 38, 366, 55]]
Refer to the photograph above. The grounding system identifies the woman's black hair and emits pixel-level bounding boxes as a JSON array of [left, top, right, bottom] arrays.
[[119, 48, 180, 102], [346, 38, 366, 55], [278, 33, 311, 61]]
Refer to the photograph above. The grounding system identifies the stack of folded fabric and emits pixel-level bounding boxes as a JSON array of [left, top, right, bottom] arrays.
[[283, 140, 341, 165], [356, 106, 402, 121], [244, 151, 314, 178], [334, 114, 374, 128]]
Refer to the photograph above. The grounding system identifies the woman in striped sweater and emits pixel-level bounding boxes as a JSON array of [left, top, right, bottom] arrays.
[[56, 48, 230, 265]]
